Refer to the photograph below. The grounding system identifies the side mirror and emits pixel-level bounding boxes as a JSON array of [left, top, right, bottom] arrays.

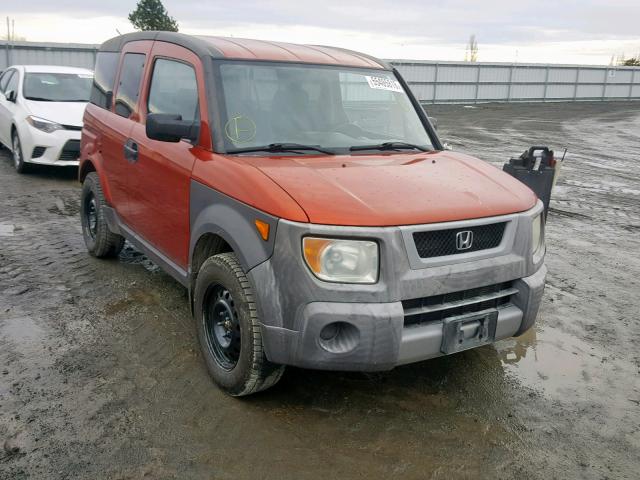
[[428, 116, 438, 131], [5, 90, 17, 103], [146, 113, 198, 143]]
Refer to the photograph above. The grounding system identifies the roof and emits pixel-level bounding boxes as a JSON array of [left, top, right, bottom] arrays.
[[16, 65, 93, 74], [100, 32, 388, 69]]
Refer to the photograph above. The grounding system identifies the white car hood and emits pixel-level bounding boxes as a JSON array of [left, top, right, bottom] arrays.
[[24, 100, 87, 127]]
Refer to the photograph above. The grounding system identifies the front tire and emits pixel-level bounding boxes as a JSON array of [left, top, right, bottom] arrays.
[[12, 131, 29, 174], [194, 253, 285, 396], [80, 172, 125, 258]]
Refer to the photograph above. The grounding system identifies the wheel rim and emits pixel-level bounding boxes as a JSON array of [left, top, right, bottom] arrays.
[[203, 284, 241, 370], [84, 193, 98, 239], [12, 135, 21, 168]]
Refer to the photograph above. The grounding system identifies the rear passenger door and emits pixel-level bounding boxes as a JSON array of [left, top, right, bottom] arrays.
[[102, 41, 151, 222], [127, 42, 209, 270]]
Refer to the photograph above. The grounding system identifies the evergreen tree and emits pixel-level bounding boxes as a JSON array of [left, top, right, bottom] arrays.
[[128, 0, 179, 32]]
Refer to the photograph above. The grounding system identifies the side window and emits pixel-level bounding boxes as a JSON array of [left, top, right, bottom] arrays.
[[115, 53, 145, 118], [5, 70, 19, 95], [147, 58, 199, 123], [90, 52, 119, 109], [0, 70, 14, 93]]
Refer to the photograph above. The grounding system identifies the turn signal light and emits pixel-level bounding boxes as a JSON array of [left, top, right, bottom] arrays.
[[255, 220, 270, 241]]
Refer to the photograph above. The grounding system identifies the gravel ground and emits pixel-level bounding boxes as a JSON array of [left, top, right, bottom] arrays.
[[0, 101, 639, 479]]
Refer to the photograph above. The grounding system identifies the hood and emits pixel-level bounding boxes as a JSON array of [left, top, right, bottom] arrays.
[[24, 100, 87, 127], [248, 151, 538, 226]]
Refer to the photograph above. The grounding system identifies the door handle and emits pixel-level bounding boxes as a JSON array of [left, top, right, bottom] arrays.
[[124, 138, 138, 163]]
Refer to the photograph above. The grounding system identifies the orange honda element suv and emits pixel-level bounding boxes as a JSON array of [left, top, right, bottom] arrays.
[[80, 32, 546, 396]]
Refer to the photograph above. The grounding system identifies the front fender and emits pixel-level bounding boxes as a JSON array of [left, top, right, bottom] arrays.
[[189, 179, 279, 274]]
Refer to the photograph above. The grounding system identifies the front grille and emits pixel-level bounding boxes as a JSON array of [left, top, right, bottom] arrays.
[[413, 222, 506, 258], [58, 140, 80, 161], [403, 282, 516, 326], [31, 146, 46, 159]]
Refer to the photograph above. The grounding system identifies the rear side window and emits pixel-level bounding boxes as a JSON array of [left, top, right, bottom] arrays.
[[147, 59, 199, 123], [90, 52, 119, 109], [115, 53, 145, 118]]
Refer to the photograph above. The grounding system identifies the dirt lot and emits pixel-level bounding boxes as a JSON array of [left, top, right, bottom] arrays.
[[1, 102, 639, 479]]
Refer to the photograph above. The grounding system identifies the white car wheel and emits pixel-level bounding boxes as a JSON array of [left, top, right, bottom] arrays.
[[12, 132, 28, 174]]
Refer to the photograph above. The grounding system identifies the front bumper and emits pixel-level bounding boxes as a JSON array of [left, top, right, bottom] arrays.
[[249, 202, 546, 371], [19, 123, 80, 167]]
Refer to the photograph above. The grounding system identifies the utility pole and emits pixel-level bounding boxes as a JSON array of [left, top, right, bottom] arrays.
[[5, 17, 10, 68]]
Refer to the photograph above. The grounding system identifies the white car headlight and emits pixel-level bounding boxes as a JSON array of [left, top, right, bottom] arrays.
[[303, 237, 379, 284], [26, 115, 64, 133], [531, 214, 545, 262]]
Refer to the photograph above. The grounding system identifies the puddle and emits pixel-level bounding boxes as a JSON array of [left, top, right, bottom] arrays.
[[0, 223, 15, 236], [495, 325, 638, 436], [1, 316, 53, 366]]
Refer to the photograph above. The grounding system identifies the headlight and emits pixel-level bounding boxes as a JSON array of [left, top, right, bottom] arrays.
[[531, 214, 545, 261], [303, 237, 379, 284], [26, 115, 63, 133]]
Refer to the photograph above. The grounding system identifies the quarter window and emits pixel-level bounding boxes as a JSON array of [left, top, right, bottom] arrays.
[[147, 58, 199, 124], [90, 52, 120, 109], [115, 53, 145, 118]]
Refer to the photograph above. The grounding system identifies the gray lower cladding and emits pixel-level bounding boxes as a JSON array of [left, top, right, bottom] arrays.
[[249, 201, 546, 371]]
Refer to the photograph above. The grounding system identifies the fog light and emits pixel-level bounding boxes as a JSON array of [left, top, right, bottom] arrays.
[[318, 322, 360, 354]]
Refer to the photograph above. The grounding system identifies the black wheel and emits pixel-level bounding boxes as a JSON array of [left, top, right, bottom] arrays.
[[80, 172, 125, 258], [12, 131, 29, 174], [194, 253, 285, 396]]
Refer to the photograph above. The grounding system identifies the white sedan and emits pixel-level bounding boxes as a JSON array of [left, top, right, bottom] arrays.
[[0, 65, 93, 173]]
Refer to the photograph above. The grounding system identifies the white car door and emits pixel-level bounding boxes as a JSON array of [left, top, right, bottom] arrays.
[[0, 69, 19, 147]]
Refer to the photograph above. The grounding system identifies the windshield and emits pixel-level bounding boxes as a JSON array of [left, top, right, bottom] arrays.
[[23, 72, 93, 102], [217, 62, 434, 153]]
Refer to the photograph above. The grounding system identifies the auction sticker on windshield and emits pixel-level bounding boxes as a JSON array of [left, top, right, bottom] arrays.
[[365, 76, 404, 93]]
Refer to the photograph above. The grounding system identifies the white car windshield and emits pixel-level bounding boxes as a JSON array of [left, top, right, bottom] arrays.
[[218, 62, 434, 153], [23, 72, 93, 102]]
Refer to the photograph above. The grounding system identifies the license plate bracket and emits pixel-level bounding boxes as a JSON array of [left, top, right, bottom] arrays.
[[440, 309, 498, 354]]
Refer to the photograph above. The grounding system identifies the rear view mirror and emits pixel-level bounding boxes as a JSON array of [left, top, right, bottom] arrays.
[[5, 90, 17, 103], [146, 113, 198, 143]]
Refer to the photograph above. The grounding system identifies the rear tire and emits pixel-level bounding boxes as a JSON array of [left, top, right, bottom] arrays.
[[12, 131, 29, 174], [194, 253, 285, 396], [80, 172, 125, 258]]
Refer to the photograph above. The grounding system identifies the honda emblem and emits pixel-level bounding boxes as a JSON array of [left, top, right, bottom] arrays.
[[456, 230, 474, 251]]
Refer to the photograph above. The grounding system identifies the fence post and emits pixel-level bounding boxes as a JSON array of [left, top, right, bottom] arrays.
[[433, 63, 438, 104], [629, 69, 635, 99], [602, 67, 609, 101], [543, 66, 550, 102], [573, 68, 579, 101], [474, 65, 480, 103], [506, 64, 514, 102]]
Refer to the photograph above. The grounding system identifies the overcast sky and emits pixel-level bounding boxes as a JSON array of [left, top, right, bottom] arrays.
[[5, 0, 640, 64]]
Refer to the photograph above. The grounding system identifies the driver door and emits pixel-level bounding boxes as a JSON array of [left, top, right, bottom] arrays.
[[126, 42, 210, 270], [0, 69, 18, 147]]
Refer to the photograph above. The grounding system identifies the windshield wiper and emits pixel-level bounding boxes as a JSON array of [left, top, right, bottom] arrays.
[[350, 141, 428, 152], [227, 143, 336, 155]]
